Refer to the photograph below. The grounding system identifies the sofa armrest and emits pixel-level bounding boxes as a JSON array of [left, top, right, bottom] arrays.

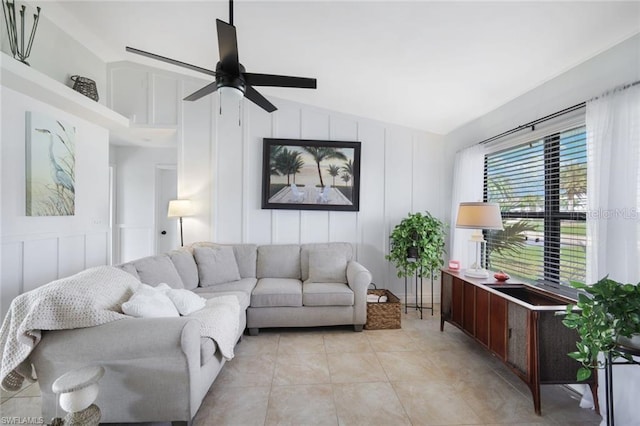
[[346, 260, 373, 325], [31, 317, 202, 422]]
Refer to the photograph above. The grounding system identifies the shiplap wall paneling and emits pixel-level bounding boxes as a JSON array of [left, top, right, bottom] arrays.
[[383, 127, 415, 294], [151, 74, 179, 126], [1, 242, 23, 315], [86, 232, 109, 268], [58, 235, 85, 277], [180, 81, 214, 244], [214, 91, 244, 244], [23, 239, 58, 292], [355, 122, 386, 285], [244, 103, 273, 245]]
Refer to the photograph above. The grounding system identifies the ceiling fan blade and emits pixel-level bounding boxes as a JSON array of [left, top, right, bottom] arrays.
[[243, 73, 317, 89], [126, 46, 216, 77], [244, 85, 277, 112], [216, 19, 240, 75], [183, 82, 219, 102]]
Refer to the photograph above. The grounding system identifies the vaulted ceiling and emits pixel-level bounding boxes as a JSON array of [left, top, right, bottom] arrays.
[[41, 1, 640, 134]]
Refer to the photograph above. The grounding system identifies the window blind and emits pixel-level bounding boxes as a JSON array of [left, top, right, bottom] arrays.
[[483, 125, 587, 286]]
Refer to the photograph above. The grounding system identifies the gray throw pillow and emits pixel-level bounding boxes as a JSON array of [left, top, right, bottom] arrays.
[[169, 249, 199, 290], [133, 255, 184, 289], [306, 248, 347, 283], [194, 246, 241, 286]]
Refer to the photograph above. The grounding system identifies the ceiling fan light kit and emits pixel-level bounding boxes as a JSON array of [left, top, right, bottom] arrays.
[[125, 0, 316, 114]]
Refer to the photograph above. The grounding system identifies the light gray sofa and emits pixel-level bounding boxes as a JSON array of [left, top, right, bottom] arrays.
[[29, 242, 371, 425]]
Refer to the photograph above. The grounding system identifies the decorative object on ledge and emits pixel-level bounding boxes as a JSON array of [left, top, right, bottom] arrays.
[[455, 202, 503, 278], [261, 138, 361, 211], [167, 199, 193, 246], [1, 0, 41, 65], [70, 75, 99, 102]]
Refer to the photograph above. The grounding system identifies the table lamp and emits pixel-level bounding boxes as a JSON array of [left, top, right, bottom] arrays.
[[167, 199, 192, 246], [455, 202, 503, 278]]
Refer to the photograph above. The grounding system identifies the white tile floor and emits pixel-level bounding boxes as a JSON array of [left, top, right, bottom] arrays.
[[2, 308, 602, 425]]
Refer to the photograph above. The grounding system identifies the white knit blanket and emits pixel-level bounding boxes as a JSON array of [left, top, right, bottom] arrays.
[[0, 266, 139, 391], [188, 295, 240, 360]]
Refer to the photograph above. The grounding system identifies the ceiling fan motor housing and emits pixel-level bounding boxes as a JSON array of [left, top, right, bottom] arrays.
[[216, 62, 246, 94]]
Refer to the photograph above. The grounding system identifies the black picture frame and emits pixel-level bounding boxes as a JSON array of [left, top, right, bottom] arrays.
[[261, 138, 361, 211]]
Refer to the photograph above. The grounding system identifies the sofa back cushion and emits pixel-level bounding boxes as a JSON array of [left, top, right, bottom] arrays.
[[116, 262, 140, 280], [301, 243, 353, 282], [132, 254, 184, 289], [168, 249, 199, 290], [191, 242, 257, 278], [257, 244, 301, 279], [306, 248, 348, 283], [193, 246, 242, 286]]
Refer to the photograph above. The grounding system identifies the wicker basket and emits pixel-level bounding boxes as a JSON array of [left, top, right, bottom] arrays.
[[365, 289, 401, 329], [70, 75, 99, 101]]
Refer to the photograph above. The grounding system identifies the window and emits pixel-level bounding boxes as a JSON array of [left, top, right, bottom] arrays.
[[483, 126, 587, 286]]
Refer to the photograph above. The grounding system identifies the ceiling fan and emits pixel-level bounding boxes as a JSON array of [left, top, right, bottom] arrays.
[[125, 0, 316, 113]]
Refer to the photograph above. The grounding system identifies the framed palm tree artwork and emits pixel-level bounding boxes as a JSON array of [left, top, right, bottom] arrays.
[[261, 138, 361, 211]]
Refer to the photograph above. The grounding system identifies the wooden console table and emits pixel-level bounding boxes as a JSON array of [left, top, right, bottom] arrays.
[[440, 270, 598, 415]]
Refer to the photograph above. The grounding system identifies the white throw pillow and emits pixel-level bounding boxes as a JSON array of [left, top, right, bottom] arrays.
[[193, 246, 241, 286], [306, 249, 347, 283], [122, 283, 180, 318], [166, 288, 206, 315]]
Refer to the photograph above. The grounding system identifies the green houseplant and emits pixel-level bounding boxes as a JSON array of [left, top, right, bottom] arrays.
[[386, 212, 447, 278], [561, 277, 640, 380]]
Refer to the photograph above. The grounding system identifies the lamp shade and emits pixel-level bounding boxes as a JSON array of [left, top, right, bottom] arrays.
[[167, 199, 192, 218], [456, 202, 503, 230]]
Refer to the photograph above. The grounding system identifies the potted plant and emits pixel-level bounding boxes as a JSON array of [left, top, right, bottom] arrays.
[[386, 211, 447, 278], [561, 277, 640, 380]]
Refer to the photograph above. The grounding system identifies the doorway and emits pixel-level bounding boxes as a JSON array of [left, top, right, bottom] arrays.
[[155, 165, 178, 254]]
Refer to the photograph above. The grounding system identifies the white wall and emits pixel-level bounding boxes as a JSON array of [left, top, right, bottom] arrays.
[[1, 88, 110, 317], [179, 86, 445, 300], [110, 146, 177, 263]]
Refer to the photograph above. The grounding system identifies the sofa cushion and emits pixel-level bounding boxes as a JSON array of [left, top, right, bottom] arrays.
[[193, 246, 241, 286], [257, 245, 301, 279], [301, 243, 353, 281], [132, 255, 184, 289], [168, 249, 199, 290], [122, 284, 180, 318], [117, 262, 140, 280], [194, 290, 251, 311], [251, 278, 302, 307], [306, 249, 348, 284], [191, 242, 258, 278], [165, 288, 206, 315], [192, 278, 256, 297], [231, 244, 258, 278], [302, 282, 354, 306]]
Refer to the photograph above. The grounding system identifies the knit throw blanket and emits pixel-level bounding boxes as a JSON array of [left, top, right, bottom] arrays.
[[188, 295, 240, 360], [0, 266, 139, 391]]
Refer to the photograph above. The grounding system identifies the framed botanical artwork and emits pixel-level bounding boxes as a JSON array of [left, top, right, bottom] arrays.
[[261, 138, 361, 211], [25, 111, 76, 216]]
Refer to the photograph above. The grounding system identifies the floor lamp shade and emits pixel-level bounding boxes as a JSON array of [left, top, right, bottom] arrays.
[[167, 200, 192, 246], [455, 202, 503, 278]]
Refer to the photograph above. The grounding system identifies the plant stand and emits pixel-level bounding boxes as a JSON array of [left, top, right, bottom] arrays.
[[604, 342, 640, 426], [403, 261, 434, 319]]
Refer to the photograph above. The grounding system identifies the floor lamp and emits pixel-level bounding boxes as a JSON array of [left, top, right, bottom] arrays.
[[455, 202, 503, 278], [167, 199, 192, 247]]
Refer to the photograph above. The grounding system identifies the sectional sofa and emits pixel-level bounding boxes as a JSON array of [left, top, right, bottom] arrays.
[[27, 242, 372, 424]]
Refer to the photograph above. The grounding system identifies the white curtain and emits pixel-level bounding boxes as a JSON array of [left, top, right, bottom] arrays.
[[586, 82, 640, 426], [449, 144, 486, 269]]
